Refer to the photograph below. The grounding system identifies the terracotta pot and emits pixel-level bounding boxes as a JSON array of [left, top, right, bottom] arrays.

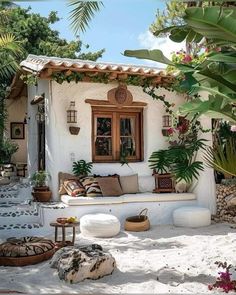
[[34, 186, 49, 192], [32, 190, 52, 202]]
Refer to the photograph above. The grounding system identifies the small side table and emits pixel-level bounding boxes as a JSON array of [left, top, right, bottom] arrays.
[[50, 221, 80, 247]]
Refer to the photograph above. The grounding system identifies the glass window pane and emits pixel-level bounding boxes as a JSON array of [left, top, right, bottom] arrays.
[[96, 118, 111, 136], [120, 137, 136, 157], [95, 137, 112, 156], [120, 118, 135, 136]]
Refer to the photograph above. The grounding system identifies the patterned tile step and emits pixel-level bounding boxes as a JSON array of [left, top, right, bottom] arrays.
[[0, 203, 41, 224], [0, 222, 43, 230]]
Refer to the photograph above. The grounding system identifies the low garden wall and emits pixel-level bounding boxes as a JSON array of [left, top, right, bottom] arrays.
[[213, 183, 236, 223]]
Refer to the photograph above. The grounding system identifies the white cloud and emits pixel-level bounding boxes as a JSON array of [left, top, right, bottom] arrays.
[[137, 31, 185, 68]]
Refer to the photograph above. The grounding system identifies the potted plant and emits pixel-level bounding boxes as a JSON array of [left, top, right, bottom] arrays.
[[149, 138, 206, 193], [31, 170, 52, 202], [72, 160, 93, 178], [149, 115, 207, 193], [0, 138, 19, 164]]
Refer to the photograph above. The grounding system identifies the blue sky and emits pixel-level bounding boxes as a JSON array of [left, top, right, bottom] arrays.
[[19, 0, 184, 67]]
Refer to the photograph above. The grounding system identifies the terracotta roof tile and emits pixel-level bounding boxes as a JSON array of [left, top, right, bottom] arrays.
[[20, 54, 168, 78]]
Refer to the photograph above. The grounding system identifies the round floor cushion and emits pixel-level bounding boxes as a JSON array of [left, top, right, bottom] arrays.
[[0, 237, 55, 266], [80, 213, 121, 238], [173, 206, 211, 228]]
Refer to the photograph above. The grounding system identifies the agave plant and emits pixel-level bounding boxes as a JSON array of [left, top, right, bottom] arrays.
[[72, 159, 93, 177], [204, 139, 236, 177]]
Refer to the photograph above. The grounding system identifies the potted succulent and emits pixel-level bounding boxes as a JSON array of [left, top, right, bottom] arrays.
[[31, 170, 52, 202]]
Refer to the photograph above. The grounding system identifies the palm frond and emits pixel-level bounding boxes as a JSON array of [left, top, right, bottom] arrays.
[[149, 149, 170, 173], [173, 160, 204, 183], [68, 0, 104, 33], [0, 33, 23, 56]]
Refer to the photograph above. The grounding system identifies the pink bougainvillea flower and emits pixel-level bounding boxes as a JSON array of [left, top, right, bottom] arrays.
[[230, 125, 236, 132], [182, 54, 192, 63], [167, 128, 174, 135]]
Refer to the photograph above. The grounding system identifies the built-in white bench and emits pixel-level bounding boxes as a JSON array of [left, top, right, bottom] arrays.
[[43, 175, 198, 233]]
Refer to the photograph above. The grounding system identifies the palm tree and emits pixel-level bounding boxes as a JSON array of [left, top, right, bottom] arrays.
[[0, 33, 23, 79], [68, 1, 103, 33]]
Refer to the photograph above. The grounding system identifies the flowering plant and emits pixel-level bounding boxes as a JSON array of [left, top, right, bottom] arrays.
[[208, 261, 236, 293]]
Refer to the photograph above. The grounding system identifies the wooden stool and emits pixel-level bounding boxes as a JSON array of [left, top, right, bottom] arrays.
[[50, 221, 80, 248]]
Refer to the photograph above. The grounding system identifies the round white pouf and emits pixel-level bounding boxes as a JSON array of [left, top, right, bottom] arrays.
[[80, 213, 121, 238], [173, 206, 211, 228]]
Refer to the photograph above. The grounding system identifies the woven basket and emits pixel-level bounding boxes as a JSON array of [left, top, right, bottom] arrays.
[[125, 208, 150, 232]]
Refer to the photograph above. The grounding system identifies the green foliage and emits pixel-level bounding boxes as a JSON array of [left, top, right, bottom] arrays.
[[150, 0, 187, 37], [149, 138, 206, 183], [124, 5, 236, 123], [72, 160, 93, 177], [31, 170, 50, 187], [0, 137, 18, 164], [124, 49, 172, 65], [68, 1, 104, 33], [204, 139, 236, 177], [2, 6, 104, 60]]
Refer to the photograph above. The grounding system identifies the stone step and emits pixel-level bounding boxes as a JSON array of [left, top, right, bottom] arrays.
[[0, 182, 32, 204], [0, 222, 45, 239], [0, 203, 41, 224]]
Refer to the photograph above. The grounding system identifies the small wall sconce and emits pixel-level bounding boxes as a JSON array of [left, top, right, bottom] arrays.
[[67, 101, 80, 135]]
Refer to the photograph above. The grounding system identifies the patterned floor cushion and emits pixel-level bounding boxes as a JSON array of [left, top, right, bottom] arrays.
[[0, 237, 55, 266]]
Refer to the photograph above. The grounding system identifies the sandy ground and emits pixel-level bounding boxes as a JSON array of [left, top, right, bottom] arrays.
[[0, 223, 236, 294]]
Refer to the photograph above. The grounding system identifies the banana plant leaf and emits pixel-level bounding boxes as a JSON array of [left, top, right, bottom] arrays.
[[189, 85, 236, 105], [123, 49, 173, 65], [184, 6, 236, 45], [178, 96, 236, 123]]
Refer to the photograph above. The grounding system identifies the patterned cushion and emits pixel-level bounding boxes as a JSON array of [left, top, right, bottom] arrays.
[[63, 179, 85, 197], [80, 177, 102, 197], [0, 237, 55, 257], [58, 172, 80, 195]]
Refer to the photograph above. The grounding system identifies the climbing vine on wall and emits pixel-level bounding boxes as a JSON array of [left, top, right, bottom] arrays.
[[22, 71, 178, 114]]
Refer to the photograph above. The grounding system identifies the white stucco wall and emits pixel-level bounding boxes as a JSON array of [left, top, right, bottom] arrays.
[[6, 96, 27, 163], [43, 81, 184, 199], [27, 80, 216, 213]]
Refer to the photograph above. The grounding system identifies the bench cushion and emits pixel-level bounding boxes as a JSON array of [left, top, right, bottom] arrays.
[[61, 195, 123, 205], [61, 193, 196, 206]]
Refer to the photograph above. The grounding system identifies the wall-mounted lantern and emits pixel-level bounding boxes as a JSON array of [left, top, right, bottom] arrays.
[[67, 101, 80, 135], [67, 101, 77, 124], [36, 104, 45, 122], [162, 115, 172, 137], [162, 115, 172, 128]]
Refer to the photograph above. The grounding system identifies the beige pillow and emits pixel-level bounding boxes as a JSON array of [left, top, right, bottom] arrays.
[[97, 177, 123, 197], [119, 174, 139, 194]]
